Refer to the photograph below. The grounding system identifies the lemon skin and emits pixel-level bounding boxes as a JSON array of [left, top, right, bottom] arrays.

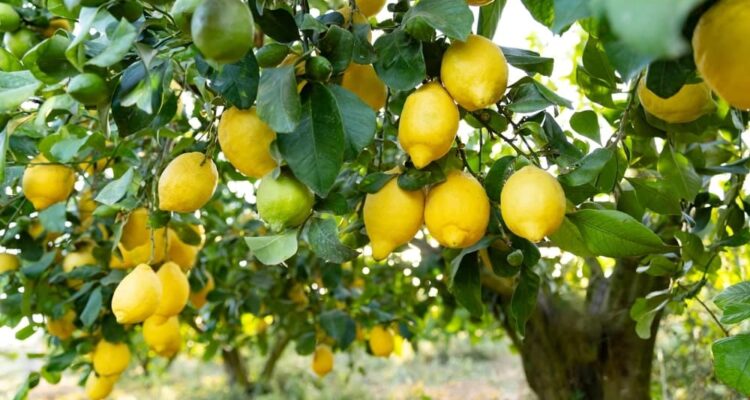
[[637, 80, 714, 123], [424, 171, 490, 249], [218, 107, 278, 179], [363, 177, 424, 260]]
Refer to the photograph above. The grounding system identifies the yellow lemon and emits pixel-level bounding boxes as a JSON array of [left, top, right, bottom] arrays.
[[154, 262, 189, 317], [92, 340, 130, 376], [363, 177, 424, 260], [256, 172, 314, 231], [158, 152, 218, 212], [118, 208, 167, 267], [424, 171, 490, 248], [22, 154, 75, 210], [218, 107, 278, 179], [63, 248, 96, 273], [189, 273, 214, 309], [355, 0, 384, 17], [441, 34, 508, 111], [500, 165, 566, 242], [41, 18, 72, 38], [46, 309, 76, 340], [341, 63, 386, 111], [398, 82, 459, 169], [638, 80, 714, 123], [111, 264, 162, 324], [143, 315, 182, 357], [166, 225, 205, 271], [85, 373, 118, 400], [0, 253, 19, 273], [312, 344, 334, 377], [692, 0, 750, 109], [369, 325, 393, 357], [120, 208, 151, 249], [78, 189, 97, 228]]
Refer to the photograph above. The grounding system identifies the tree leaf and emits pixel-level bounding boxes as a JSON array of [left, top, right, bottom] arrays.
[[450, 251, 483, 317], [713, 334, 750, 395], [567, 209, 671, 257], [358, 172, 393, 193], [95, 168, 134, 206], [112, 61, 168, 136], [478, 0, 507, 40], [645, 57, 696, 99], [86, 18, 137, 67], [39, 202, 66, 233], [520, 0, 554, 27], [250, 4, 300, 43], [403, 0, 474, 41], [636, 255, 679, 277], [256, 66, 302, 133], [501, 47, 553, 77], [627, 177, 681, 215], [483, 155, 515, 202], [319, 309, 356, 349], [569, 110, 600, 143], [244, 231, 298, 265], [318, 26, 354, 74], [548, 216, 593, 257], [22, 35, 76, 84], [715, 282, 750, 325], [630, 296, 668, 339], [277, 83, 344, 196], [510, 266, 540, 336], [80, 287, 102, 328], [329, 85, 376, 160], [307, 217, 358, 263], [552, 0, 590, 33], [0, 71, 41, 112], [657, 144, 701, 202], [50, 133, 88, 163], [207, 52, 259, 109], [559, 148, 613, 187], [397, 163, 446, 191], [373, 30, 426, 91]]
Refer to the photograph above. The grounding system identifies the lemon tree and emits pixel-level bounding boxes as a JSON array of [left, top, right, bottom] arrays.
[[1, 0, 750, 398]]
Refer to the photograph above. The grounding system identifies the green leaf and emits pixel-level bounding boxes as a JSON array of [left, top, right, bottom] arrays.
[[64, 7, 97, 71], [548, 216, 593, 257], [657, 144, 701, 202], [627, 177, 681, 215], [448, 235, 501, 281], [715, 282, 750, 325], [403, 0, 474, 41], [39, 202, 66, 232], [602, 39, 653, 82], [478, 0, 507, 40], [95, 168, 134, 206], [629, 296, 668, 339], [22, 35, 76, 84], [397, 163, 446, 191], [14, 372, 40, 400], [567, 209, 670, 257], [307, 217, 358, 263], [0, 71, 41, 112], [50, 133, 88, 163], [559, 148, 613, 187], [510, 266, 540, 336], [80, 287, 102, 328], [319, 310, 356, 349], [329, 85, 376, 160], [635, 255, 679, 277], [521, 0, 554, 27], [86, 18, 137, 67], [15, 324, 36, 340], [112, 61, 168, 136], [206, 52, 259, 110], [21, 252, 56, 279], [373, 30, 426, 91], [483, 155, 515, 202], [277, 83, 344, 196], [295, 331, 316, 355], [450, 251, 483, 317], [250, 4, 300, 43], [645, 57, 696, 99], [569, 110, 600, 143], [552, 0, 590, 33], [357, 172, 393, 193], [244, 231, 298, 265], [501, 47, 553, 77], [256, 66, 302, 133], [318, 26, 354, 74], [714, 229, 750, 248], [713, 334, 750, 395]]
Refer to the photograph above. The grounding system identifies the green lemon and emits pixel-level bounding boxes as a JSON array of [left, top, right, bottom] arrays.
[[108, 0, 143, 22], [67, 73, 109, 105], [305, 56, 333, 81], [0, 47, 21, 71], [255, 43, 290, 68], [171, 0, 202, 35], [4, 28, 39, 58], [256, 172, 314, 232], [0, 4, 20, 33], [190, 0, 255, 64]]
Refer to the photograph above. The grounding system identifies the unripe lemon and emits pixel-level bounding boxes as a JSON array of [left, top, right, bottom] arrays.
[[111, 264, 162, 324], [256, 172, 314, 231], [312, 345, 334, 377], [191, 0, 254, 64], [171, 0, 201, 35], [85, 373, 118, 400], [363, 177, 424, 260], [143, 315, 182, 357], [189, 273, 214, 309], [341, 63, 386, 111], [355, 0, 385, 17], [637, 80, 714, 123], [500, 165, 566, 242], [158, 152, 218, 213], [369, 325, 394, 357], [46, 309, 76, 340], [218, 107, 278, 179], [424, 171, 490, 249], [92, 340, 130, 376], [67, 73, 109, 106], [398, 82, 459, 169], [3, 28, 38, 58], [0, 253, 19, 273], [441, 34, 508, 111], [154, 262, 189, 317], [0, 4, 20, 33], [166, 225, 205, 271], [692, 0, 750, 109], [22, 154, 75, 210]]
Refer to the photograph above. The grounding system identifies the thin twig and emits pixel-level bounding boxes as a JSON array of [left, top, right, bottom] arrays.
[[693, 294, 730, 337]]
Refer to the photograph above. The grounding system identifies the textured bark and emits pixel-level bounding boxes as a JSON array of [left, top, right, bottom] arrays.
[[221, 347, 251, 391]]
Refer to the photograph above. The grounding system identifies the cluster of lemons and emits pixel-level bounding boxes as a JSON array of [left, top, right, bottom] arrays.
[[311, 325, 397, 377]]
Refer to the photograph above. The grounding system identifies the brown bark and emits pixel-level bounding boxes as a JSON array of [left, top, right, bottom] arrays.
[[221, 347, 252, 391]]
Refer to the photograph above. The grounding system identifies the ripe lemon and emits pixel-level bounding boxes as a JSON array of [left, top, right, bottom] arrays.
[[22, 154, 75, 210], [93, 340, 131, 376], [41, 18, 71, 38], [158, 152, 218, 213], [692, 0, 750, 109], [166, 225, 205, 271], [85, 373, 118, 400], [312, 345, 334, 377], [355, 0, 384, 18], [78, 189, 97, 228], [218, 107, 278, 179], [63, 247, 96, 287], [117, 208, 168, 267], [256, 172, 314, 231], [154, 262, 189, 317], [363, 177, 424, 260], [189, 273, 214, 309], [111, 264, 162, 324], [143, 315, 182, 357], [369, 325, 394, 357], [341, 63, 387, 111], [191, 0, 254, 64], [0, 253, 19, 273], [500, 165, 566, 242], [0, 4, 20, 33], [338, 6, 372, 40], [637, 80, 714, 123], [46, 309, 76, 340], [120, 208, 153, 249], [441, 34, 508, 111], [424, 171, 490, 248]]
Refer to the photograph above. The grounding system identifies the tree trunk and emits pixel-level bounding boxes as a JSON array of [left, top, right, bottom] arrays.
[[502, 258, 668, 400], [221, 347, 252, 392]]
